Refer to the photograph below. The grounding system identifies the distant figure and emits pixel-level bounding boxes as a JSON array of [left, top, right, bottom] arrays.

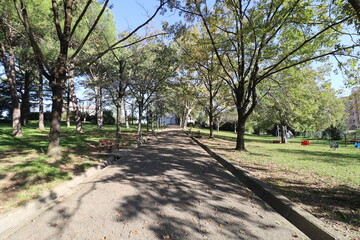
[[286, 130, 293, 139]]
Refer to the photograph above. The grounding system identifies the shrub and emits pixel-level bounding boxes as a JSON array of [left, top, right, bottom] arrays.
[[103, 110, 115, 125], [325, 125, 341, 140]]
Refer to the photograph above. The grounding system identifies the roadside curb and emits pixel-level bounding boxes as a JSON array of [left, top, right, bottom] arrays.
[[0, 150, 132, 238], [190, 135, 345, 240]]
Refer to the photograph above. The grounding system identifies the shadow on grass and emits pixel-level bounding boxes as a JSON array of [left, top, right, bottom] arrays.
[[7, 159, 70, 184], [0, 157, 72, 205], [264, 176, 360, 228]]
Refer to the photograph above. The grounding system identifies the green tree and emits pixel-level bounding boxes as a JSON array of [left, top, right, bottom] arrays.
[[128, 38, 178, 137], [253, 67, 345, 142], [169, 0, 359, 150], [176, 25, 232, 137], [14, 0, 166, 158], [0, 0, 24, 136]]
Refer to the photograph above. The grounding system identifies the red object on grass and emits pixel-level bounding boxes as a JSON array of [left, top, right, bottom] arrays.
[[301, 140, 310, 146]]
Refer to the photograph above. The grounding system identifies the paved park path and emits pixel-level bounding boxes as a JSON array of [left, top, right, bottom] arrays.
[[3, 127, 308, 240]]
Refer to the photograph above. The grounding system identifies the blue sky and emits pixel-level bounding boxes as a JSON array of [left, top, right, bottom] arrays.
[[107, 0, 352, 96]]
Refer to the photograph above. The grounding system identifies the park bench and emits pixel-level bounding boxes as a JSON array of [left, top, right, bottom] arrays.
[[98, 138, 120, 152], [329, 142, 339, 150], [193, 130, 202, 138]]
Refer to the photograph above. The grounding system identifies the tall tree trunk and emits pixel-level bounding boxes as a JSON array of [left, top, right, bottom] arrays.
[[68, 61, 83, 133], [179, 117, 183, 129], [116, 101, 121, 137], [95, 86, 103, 130], [47, 83, 63, 159], [138, 103, 143, 139], [21, 71, 31, 126], [235, 112, 246, 151], [123, 99, 129, 129], [1, 47, 23, 137], [131, 103, 135, 125], [38, 72, 45, 131], [209, 94, 214, 138], [116, 60, 126, 137], [146, 105, 149, 132], [280, 124, 287, 144], [66, 90, 71, 127], [183, 112, 189, 131]]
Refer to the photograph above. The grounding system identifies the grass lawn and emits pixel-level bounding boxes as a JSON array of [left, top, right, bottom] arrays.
[[191, 128, 360, 238], [0, 121, 148, 214]]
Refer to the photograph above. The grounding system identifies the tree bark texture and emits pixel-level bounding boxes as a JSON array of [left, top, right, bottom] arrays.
[[235, 112, 246, 151], [209, 93, 214, 138], [138, 103, 143, 140], [280, 124, 288, 144], [116, 100, 121, 137], [47, 83, 63, 159], [123, 99, 129, 129], [0, 45, 23, 137], [38, 72, 45, 131], [95, 86, 103, 130], [66, 90, 71, 127], [68, 61, 83, 133], [115, 60, 126, 137]]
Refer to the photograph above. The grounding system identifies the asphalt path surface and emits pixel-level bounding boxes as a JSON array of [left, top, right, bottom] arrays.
[[3, 128, 308, 240]]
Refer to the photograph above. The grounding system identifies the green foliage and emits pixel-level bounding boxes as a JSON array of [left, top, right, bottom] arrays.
[[253, 66, 345, 132], [325, 125, 342, 140], [168, 0, 359, 150], [102, 110, 115, 125]]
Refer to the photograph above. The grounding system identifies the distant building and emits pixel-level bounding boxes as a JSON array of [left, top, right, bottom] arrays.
[[348, 88, 360, 130], [160, 113, 178, 125]]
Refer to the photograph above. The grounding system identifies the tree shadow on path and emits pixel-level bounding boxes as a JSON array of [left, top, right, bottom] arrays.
[[89, 129, 302, 239]]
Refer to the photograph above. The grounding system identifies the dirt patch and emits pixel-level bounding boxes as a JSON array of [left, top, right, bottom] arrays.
[[201, 137, 360, 240]]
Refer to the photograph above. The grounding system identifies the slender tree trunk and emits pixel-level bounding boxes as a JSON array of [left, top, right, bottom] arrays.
[[179, 117, 183, 129], [131, 103, 134, 125], [209, 95, 214, 138], [123, 99, 129, 129], [2, 48, 23, 137], [146, 105, 149, 132], [38, 72, 45, 131], [66, 90, 71, 127], [280, 124, 287, 143], [95, 86, 103, 130], [138, 103, 143, 140], [68, 61, 83, 133], [116, 60, 126, 137], [235, 112, 246, 151], [183, 112, 189, 131], [47, 83, 63, 159], [21, 71, 31, 126], [116, 100, 121, 137]]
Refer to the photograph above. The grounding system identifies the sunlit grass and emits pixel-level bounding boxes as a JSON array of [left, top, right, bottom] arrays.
[[194, 128, 360, 186], [0, 120, 146, 214]]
